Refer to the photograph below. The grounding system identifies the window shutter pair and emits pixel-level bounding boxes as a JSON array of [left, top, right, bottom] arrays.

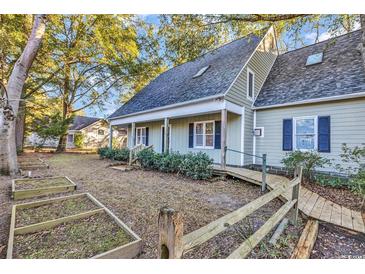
[[188, 121, 221, 149], [282, 116, 330, 152]]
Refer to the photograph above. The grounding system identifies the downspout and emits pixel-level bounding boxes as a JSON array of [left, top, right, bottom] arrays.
[[252, 110, 257, 165]]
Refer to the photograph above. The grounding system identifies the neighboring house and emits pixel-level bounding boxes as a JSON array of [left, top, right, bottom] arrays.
[[26, 116, 127, 149], [108, 26, 365, 173], [67, 116, 126, 149]]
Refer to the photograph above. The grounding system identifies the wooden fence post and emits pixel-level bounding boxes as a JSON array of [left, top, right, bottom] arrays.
[[290, 166, 302, 225], [261, 154, 267, 192], [158, 207, 183, 259]]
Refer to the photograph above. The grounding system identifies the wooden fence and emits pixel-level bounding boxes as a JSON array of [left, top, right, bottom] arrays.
[[158, 167, 303, 259]]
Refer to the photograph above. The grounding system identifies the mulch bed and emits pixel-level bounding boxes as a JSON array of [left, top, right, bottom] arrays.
[[302, 181, 364, 211], [311, 223, 365, 258], [14, 177, 72, 190], [15, 195, 100, 227], [13, 212, 132, 259]]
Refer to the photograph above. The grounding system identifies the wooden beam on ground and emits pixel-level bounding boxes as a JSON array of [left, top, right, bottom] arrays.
[[158, 207, 183, 259], [291, 219, 319, 259], [228, 200, 296, 259], [269, 218, 289, 245], [183, 185, 288, 253], [14, 208, 104, 235], [220, 109, 227, 169]]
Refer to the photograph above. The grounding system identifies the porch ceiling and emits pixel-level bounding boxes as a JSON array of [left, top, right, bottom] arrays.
[[109, 98, 243, 126]]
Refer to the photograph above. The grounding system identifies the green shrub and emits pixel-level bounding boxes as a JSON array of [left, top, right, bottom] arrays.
[[159, 152, 185, 173], [136, 148, 160, 169], [97, 147, 129, 161], [314, 173, 349, 188], [179, 152, 213, 180], [281, 151, 331, 181], [336, 143, 365, 176], [136, 149, 213, 180], [73, 133, 84, 148], [349, 170, 365, 209], [97, 147, 110, 159], [113, 148, 130, 162]]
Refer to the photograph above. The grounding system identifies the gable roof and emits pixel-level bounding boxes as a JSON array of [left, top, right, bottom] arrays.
[[254, 29, 365, 108], [69, 116, 101, 130], [109, 33, 264, 119]]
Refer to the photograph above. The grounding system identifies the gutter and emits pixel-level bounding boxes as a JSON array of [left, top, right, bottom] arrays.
[[107, 94, 224, 121], [252, 91, 365, 110]]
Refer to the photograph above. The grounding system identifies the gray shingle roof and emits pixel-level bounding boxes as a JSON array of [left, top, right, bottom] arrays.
[[254, 29, 365, 108], [69, 116, 100, 130], [109, 34, 263, 118]]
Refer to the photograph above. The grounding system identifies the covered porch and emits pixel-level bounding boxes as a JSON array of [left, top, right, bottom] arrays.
[[108, 98, 245, 168]]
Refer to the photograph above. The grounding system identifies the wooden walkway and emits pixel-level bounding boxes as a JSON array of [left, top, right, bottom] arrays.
[[213, 165, 365, 234]]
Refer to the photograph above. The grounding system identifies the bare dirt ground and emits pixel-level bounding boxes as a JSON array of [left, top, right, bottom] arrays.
[[311, 223, 365, 258], [0, 153, 362, 259]]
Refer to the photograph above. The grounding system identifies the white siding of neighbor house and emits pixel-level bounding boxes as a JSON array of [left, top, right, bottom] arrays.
[[127, 112, 242, 165], [225, 29, 278, 165], [255, 98, 365, 172]]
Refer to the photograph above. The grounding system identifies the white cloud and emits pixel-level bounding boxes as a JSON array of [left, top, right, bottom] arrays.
[[318, 31, 331, 42]]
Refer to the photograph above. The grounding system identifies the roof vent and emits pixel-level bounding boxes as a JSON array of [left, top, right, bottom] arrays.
[[306, 52, 323, 66], [193, 65, 210, 78]]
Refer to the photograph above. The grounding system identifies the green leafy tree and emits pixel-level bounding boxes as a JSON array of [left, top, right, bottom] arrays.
[[31, 112, 72, 146], [30, 15, 165, 152], [73, 133, 85, 148]]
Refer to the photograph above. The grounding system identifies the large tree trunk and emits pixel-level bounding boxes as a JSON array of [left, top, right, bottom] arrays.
[[56, 63, 71, 153], [2, 15, 47, 175], [15, 101, 26, 153]]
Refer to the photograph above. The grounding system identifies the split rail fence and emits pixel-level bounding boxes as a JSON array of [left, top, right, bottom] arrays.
[[158, 167, 303, 259]]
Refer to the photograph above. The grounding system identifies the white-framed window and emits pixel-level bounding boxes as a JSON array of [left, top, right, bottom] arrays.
[[293, 116, 317, 151], [247, 68, 255, 101], [136, 127, 147, 145], [98, 129, 105, 135], [194, 121, 214, 149]]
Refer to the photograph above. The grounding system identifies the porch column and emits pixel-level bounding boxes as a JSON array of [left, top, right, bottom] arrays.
[[164, 117, 169, 153], [108, 124, 113, 149], [131, 122, 136, 147], [221, 109, 227, 169]]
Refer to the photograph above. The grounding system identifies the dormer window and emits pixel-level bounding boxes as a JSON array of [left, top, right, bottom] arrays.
[[193, 65, 210, 78], [247, 68, 255, 101], [306, 53, 323, 66]]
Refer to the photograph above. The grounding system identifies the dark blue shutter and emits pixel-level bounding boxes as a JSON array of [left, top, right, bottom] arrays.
[[318, 116, 330, 152], [145, 127, 149, 146], [188, 123, 194, 148], [283, 119, 293, 151], [161, 127, 165, 152], [215, 121, 221, 149]]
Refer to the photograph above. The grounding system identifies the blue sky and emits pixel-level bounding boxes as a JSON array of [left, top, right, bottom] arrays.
[[83, 15, 360, 118]]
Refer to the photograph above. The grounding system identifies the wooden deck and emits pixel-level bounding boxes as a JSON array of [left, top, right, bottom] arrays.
[[213, 165, 365, 233]]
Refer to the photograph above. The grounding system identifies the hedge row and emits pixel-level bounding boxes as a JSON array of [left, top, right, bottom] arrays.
[[97, 147, 130, 162], [136, 149, 213, 180]]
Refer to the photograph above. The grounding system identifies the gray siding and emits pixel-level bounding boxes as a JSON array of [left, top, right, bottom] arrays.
[[255, 98, 365, 172], [225, 30, 277, 165], [127, 112, 242, 165]]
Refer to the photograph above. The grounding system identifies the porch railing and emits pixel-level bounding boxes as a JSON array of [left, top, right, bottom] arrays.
[[225, 147, 267, 192], [128, 144, 153, 165]]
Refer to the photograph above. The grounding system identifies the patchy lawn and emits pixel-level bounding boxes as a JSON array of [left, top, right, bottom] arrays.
[[1, 153, 360, 259]]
